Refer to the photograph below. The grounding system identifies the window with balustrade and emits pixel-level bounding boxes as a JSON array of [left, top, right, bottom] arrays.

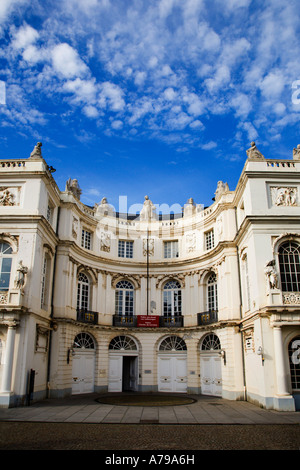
[[115, 280, 134, 316], [278, 241, 300, 292], [163, 280, 182, 316], [77, 272, 90, 311], [207, 272, 218, 311], [0, 243, 13, 291]]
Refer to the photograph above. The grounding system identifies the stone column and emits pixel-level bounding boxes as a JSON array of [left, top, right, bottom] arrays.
[[1, 323, 17, 393], [273, 326, 289, 396]]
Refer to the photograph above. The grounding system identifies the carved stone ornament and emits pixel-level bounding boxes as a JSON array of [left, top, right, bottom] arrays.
[[264, 260, 278, 289], [14, 260, 28, 289], [283, 292, 300, 304], [100, 231, 111, 252], [246, 141, 264, 160], [293, 144, 300, 160], [65, 178, 82, 200], [0, 291, 8, 304], [140, 195, 156, 221], [143, 238, 154, 256], [186, 232, 196, 252], [271, 187, 297, 207], [72, 217, 78, 238], [29, 142, 43, 159], [214, 181, 229, 201], [0, 188, 15, 206]]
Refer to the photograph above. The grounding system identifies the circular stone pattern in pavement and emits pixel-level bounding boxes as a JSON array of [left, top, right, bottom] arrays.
[[96, 394, 197, 406]]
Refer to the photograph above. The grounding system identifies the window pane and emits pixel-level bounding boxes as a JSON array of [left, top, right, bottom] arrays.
[[0, 272, 10, 289], [279, 242, 300, 292]]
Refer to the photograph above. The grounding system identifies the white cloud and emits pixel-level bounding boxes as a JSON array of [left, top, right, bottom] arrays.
[[63, 77, 97, 103], [163, 87, 177, 101], [111, 119, 123, 129], [205, 65, 231, 93], [98, 81, 125, 111], [51, 43, 89, 78], [0, 0, 27, 23], [11, 23, 39, 50], [231, 93, 252, 118], [259, 70, 285, 100]]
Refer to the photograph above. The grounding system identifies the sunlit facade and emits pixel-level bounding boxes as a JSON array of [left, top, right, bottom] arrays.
[[0, 141, 299, 411]]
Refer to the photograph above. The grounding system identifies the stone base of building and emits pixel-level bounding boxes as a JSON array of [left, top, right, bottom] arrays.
[[246, 391, 296, 411]]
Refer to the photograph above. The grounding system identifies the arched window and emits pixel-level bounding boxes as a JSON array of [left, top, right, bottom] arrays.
[[77, 272, 90, 310], [207, 273, 218, 311], [159, 335, 187, 351], [115, 280, 134, 316], [201, 333, 221, 351], [278, 241, 300, 292], [0, 243, 13, 291], [73, 332, 95, 349], [163, 280, 182, 316], [109, 335, 137, 350]]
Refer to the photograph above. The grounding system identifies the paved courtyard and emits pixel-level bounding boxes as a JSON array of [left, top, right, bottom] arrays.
[[0, 393, 299, 424]]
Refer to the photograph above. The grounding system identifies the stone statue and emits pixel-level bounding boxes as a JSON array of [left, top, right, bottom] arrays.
[[183, 198, 196, 217], [30, 142, 43, 158], [15, 260, 28, 289], [293, 144, 300, 160], [65, 178, 82, 200], [140, 195, 156, 221], [96, 197, 114, 217], [215, 181, 229, 201], [246, 141, 264, 160], [264, 260, 278, 289]]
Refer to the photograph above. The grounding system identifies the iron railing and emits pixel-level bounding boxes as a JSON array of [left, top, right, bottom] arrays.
[[113, 315, 138, 327], [76, 309, 98, 325], [197, 310, 218, 325]]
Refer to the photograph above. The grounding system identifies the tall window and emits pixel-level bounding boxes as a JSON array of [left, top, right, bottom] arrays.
[[40, 255, 51, 309], [164, 241, 179, 258], [163, 280, 182, 316], [118, 240, 133, 258], [77, 273, 90, 310], [81, 229, 92, 250], [207, 273, 218, 311], [0, 243, 12, 291], [278, 241, 300, 292], [243, 255, 251, 311], [205, 230, 214, 250], [115, 280, 134, 316]]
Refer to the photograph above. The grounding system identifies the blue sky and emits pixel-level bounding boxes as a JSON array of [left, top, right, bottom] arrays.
[[1, 0, 300, 213]]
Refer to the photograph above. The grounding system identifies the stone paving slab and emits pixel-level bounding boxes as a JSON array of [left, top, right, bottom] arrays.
[[0, 393, 299, 425]]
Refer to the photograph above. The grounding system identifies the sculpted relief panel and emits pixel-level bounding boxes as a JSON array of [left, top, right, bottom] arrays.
[[0, 186, 21, 206], [270, 186, 298, 207]]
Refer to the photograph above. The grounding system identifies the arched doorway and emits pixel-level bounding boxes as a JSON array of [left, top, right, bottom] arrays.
[[157, 336, 187, 393], [200, 333, 222, 397], [288, 335, 300, 410], [72, 332, 96, 395], [108, 335, 139, 392]]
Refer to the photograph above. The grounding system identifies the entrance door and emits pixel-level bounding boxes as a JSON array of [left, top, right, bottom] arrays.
[[72, 351, 95, 394], [200, 354, 222, 396], [108, 354, 138, 392], [158, 355, 187, 393]]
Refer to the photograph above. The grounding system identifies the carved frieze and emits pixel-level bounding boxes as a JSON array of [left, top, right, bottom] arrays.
[[270, 186, 298, 207], [283, 292, 300, 305], [0, 187, 20, 206]]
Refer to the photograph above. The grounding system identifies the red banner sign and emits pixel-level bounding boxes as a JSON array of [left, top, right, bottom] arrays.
[[137, 315, 159, 327]]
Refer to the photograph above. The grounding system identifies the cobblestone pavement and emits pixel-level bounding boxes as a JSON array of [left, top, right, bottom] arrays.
[[0, 394, 299, 451]]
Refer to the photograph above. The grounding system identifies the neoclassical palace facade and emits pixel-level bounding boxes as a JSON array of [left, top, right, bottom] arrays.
[[0, 141, 299, 411]]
